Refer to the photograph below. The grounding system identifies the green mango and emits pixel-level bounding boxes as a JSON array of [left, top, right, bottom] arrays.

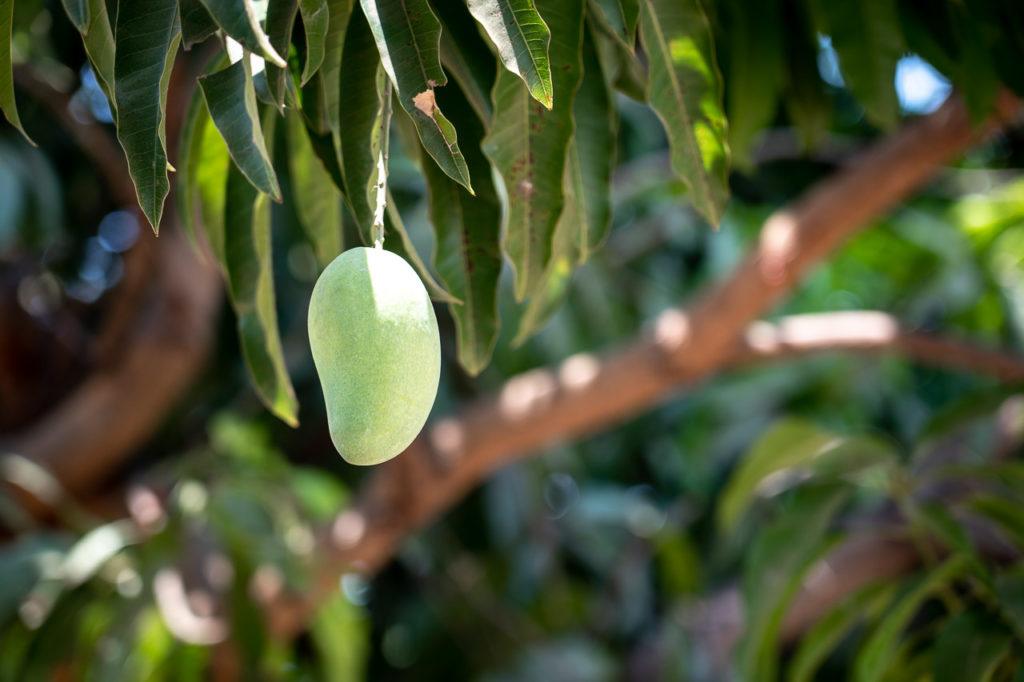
[[308, 247, 441, 465]]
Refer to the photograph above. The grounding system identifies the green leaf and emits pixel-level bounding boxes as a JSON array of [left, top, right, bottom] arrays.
[[718, 418, 896, 534], [200, 58, 282, 201], [79, 0, 115, 106], [594, 0, 638, 45], [588, 1, 648, 101], [298, 0, 330, 84], [113, 0, 180, 232], [740, 483, 852, 682], [994, 568, 1024, 641], [337, 8, 388, 234], [434, 0, 496, 122], [383, 193, 460, 305], [485, 0, 584, 301], [423, 85, 502, 375], [196, 100, 232, 265], [853, 555, 971, 682], [781, 3, 830, 150], [264, 0, 299, 110], [787, 583, 894, 682], [320, 0, 355, 135], [723, 0, 782, 167], [359, 0, 473, 191], [223, 109, 299, 426], [817, 0, 904, 129], [310, 591, 369, 682], [1, 0, 32, 144], [931, 609, 1012, 682], [286, 109, 343, 268], [179, 0, 219, 49], [967, 495, 1024, 552], [468, 0, 554, 109], [178, 86, 210, 250], [574, 27, 615, 260], [197, 0, 288, 67], [60, 0, 89, 32], [639, 0, 729, 227]]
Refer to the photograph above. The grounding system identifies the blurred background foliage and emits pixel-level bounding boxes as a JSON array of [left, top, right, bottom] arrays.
[[2, 0, 1024, 680]]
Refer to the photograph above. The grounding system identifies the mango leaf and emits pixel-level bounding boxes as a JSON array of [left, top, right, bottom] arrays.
[[468, 0, 553, 109], [739, 483, 851, 682], [423, 85, 502, 375], [718, 418, 896, 534], [179, 0, 219, 49], [966, 495, 1024, 551], [196, 99, 233, 265], [574, 27, 615, 260], [639, 0, 729, 227], [113, 0, 180, 232], [485, 0, 584, 301], [994, 568, 1024, 641], [264, 0, 299, 110], [781, 4, 830, 150], [223, 109, 299, 426], [592, 0, 638, 46], [817, 0, 904, 129], [383, 193, 460, 305], [931, 609, 1012, 682], [298, 0, 330, 84], [60, 0, 89, 32], [359, 0, 473, 191], [311, 591, 369, 682], [320, 0, 355, 135], [853, 555, 971, 682], [1, 0, 31, 144], [724, 0, 782, 167], [78, 0, 115, 108], [199, 58, 282, 201], [434, 0, 496, 122], [337, 8, 388, 234], [197, 0, 288, 67], [286, 109, 343, 267], [588, 1, 647, 101], [178, 87, 210, 250], [787, 583, 894, 682]]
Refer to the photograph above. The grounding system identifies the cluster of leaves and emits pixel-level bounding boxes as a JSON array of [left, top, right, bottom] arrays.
[[0, 414, 365, 681]]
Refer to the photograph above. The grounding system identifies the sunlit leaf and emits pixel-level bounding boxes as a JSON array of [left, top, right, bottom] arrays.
[[196, 100, 232, 265], [360, 0, 473, 191], [223, 108, 299, 426], [639, 0, 729, 226], [177, 87, 209, 250], [197, 0, 288, 67], [60, 520, 136, 587], [383, 193, 460, 305], [113, 0, 180, 232], [468, 0, 553, 109], [298, 0, 330, 84], [311, 591, 369, 682], [200, 58, 282, 201], [931, 609, 1012, 682], [422, 85, 502, 374], [485, 0, 584, 301], [286, 109, 343, 267], [0, 0, 31, 144], [853, 555, 971, 682], [740, 483, 851, 682]]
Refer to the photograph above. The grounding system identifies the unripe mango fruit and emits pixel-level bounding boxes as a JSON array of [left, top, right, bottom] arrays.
[[308, 247, 440, 465]]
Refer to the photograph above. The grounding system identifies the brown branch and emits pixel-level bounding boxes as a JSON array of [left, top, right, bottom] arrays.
[[260, 83, 1021, 634]]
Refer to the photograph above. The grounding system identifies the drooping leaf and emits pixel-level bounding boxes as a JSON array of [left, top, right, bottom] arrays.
[[178, 87, 210, 250], [739, 483, 851, 682], [383, 192, 460, 305], [468, 0, 553, 109], [298, 0, 330, 84], [817, 0, 904, 129], [286, 109, 343, 267], [639, 0, 729, 227], [196, 100, 232, 265], [485, 0, 584, 301], [264, 0, 299, 110], [588, 1, 648, 101], [853, 555, 971, 682], [320, 0, 355, 135], [786, 583, 894, 682], [78, 0, 115, 107], [1, 0, 32, 144], [574, 27, 615, 260], [422, 84, 502, 374], [359, 0, 473, 191], [60, 0, 89, 32], [223, 109, 299, 426], [179, 0, 219, 49], [200, 58, 282, 201], [434, 0, 497, 122], [931, 609, 1012, 682], [723, 0, 782, 167], [310, 591, 369, 682], [591, 0, 638, 46], [197, 0, 288, 67], [337, 8, 388, 234], [781, 0, 830, 150], [113, 0, 180, 232]]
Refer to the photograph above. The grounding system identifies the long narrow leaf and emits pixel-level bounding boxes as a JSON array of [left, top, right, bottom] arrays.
[[178, 87, 210, 250], [360, 0, 473, 191], [113, 0, 180, 232], [434, 1, 496, 122], [592, 0, 639, 47], [468, 0, 553, 109], [485, 0, 584, 301], [196, 101, 232, 265], [200, 58, 282, 201], [60, 0, 89, 32], [264, 0, 299, 110], [931, 610, 1012, 682], [383, 194, 459, 305], [179, 0, 219, 49], [197, 0, 288, 67], [639, 0, 729, 226], [298, 0, 329, 84], [286, 109, 343, 268], [1, 0, 31, 144], [575, 27, 615, 260], [320, 0, 354, 135]]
